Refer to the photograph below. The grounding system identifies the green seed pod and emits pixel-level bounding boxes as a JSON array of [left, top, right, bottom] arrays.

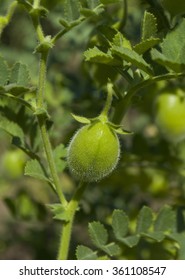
[[67, 121, 120, 182]]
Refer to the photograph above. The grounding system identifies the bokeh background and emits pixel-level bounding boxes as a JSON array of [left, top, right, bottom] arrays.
[[0, 0, 185, 259]]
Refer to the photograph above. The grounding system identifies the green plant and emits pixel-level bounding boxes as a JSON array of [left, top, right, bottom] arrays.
[[0, 0, 185, 260]]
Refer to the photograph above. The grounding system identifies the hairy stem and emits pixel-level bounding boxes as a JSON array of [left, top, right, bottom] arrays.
[[57, 181, 87, 260], [36, 52, 67, 206]]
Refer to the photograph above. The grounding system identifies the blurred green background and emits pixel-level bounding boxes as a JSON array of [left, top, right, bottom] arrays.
[[0, 0, 185, 260]]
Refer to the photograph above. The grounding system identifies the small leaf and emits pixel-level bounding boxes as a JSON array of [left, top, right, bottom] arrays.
[[0, 115, 24, 143], [142, 11, 158, 41], [64, 0, 81, 23], [76, 245, 98, 260], [136, 206, 153, 234], [71, 113, 91, 124], [112, 209, 129, 240], [47, 203, 70, 222], [121, 235, 140, 247], [88, 221, 108, 248], [53, 144, 67, 173], [114, 127, 132, 135], [102, 242, 120, 257], [112, 32, 132, 49], [84, 47, 119, 66], [111, 45, 153, 75], [10, 62, 30, 87], [0, 56, 9, 86], [154, 205, 176, 233], [168, 232, 185, 260], [150, 48, 182, 72], [134, 38, 160, 55], [151, 19, 185, 72], [141, 232, 165, 242], [161, 19, 185, 68], [24, 159, 51, 183]]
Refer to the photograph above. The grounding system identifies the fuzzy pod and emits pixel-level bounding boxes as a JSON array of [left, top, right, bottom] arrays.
[[67, 121, 120, 182]]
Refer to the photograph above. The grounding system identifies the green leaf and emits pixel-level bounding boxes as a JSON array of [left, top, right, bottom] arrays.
[[161, 19, 185, 70], [112, 32, 132, 49], [114, 127, 132, 135], [76, 245, 98, 260], [120, 235, 140, 247], [111, 45, 153, 75], [134, 38, 160, 55], [71, 113, 91, 124], [154, 205, 176, 233], [0, 115, 24, 143], [141, 232, 165, 242], [168, 232, 185, 260], [10, 62, 30, 87], [84, 47, 119, 66], [24, 159, 51, 183], [112, 209, 129, 240], [47, 203, 70, 222], [53, 144, 67, 173], [136, 206, 153, 234], [88, 221, 108, 248], [102, 242, 120, 257], [87, 0, 101, 9], [142, 11, 157, 41], [64, 0, 81, 23], [0, 56, 9, 86], [150, 48, 181, 72], [151, 19, 185, 72]]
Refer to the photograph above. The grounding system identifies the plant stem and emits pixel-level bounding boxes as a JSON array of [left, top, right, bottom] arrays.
[[112, 72, 185, 124], [30, 7, 68, 205], [57, 181, 87, 260], [36, 51, 67, 206], [100, 82, 113, 120]]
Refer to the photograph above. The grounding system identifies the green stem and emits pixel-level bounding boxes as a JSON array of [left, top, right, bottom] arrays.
[[36, 52, 67, 206], [100, 82, 113, 120], [119, 0, 127, 31], [57, 181, 87, 260], [33, 0, 40, 8], [112, 72, 185, 124], [31, 11, 67, 205]]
